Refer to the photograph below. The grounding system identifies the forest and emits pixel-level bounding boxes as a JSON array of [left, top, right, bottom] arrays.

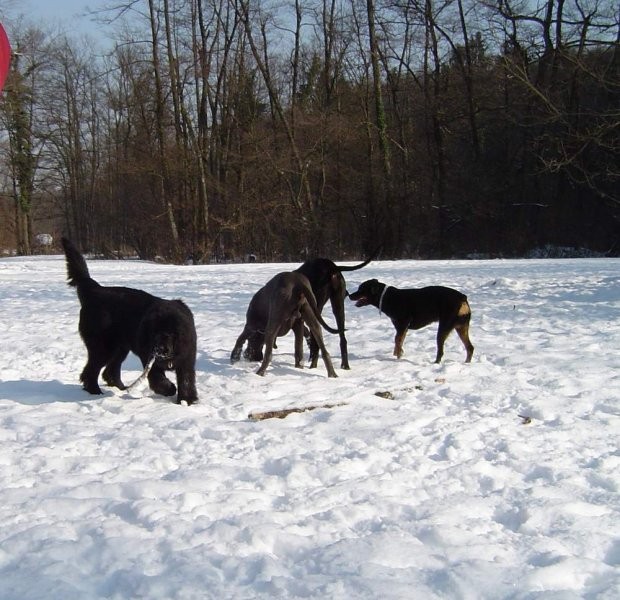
[[0, 0, 618, 262]]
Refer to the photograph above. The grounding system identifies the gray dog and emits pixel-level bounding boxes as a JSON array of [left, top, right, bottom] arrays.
[[231, 272, 341, 377]]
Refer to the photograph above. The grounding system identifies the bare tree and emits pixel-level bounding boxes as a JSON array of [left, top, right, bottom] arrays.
[[0, 28, 47, 255], [148, 0, 180, 255], [235, 0, 314, 231], [42, 38, 103, 249]]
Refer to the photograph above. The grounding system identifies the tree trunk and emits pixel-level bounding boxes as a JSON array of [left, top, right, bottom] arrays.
[[366, 0, 391, 180], [148, 0, 180, 257], [456, 0, 480, 158]]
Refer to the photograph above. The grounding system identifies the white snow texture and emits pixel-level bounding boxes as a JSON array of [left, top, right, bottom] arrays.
[[0, 254, 619, 599]]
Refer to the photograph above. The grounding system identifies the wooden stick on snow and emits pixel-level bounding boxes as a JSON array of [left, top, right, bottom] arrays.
[[248, 402, 348, 421]]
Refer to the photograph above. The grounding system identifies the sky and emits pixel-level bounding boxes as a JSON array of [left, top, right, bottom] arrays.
[[0, 253, 618, 598], [16, 1, 111, 43]]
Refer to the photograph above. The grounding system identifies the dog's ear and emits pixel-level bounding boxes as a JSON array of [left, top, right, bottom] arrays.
[[369, 279, 382, 294]]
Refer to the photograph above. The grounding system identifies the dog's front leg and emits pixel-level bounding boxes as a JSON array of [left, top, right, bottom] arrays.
[[147, 364, 177, 396], [393, 327, 408, 359], [435, 322, 453, 363]]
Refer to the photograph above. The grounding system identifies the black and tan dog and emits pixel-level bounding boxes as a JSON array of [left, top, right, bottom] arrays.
[[61, 237, 198, 404], [349, 279, 474, 363], [295, 251, 378, 369], [231, 271, 340, 377]]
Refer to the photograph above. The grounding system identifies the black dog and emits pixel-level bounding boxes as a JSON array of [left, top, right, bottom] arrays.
[[295, 252, 377, 369], [61, 237, 198, 404], [349, 279, 474, 363], [231, 272, 340, 377]]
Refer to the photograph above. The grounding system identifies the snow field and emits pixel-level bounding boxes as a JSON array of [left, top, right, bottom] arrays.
[[0, 255, 618, 599]]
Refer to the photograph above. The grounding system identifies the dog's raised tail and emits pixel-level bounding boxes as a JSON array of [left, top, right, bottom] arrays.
[[336, 244, 382, 272], [302, 291, 343, 336], [61, 237, 93, 287], [318, 315, 342, 336]]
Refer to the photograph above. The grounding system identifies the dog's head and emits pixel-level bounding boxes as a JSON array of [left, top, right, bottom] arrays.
[[348, 279, 384, 307], [150, 316, 185, 367], [139, 300, 196, 368], [244, 331, 265, 362], [152, 330, 178, 367]]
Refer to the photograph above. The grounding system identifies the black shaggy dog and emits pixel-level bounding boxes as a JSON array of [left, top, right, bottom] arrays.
[[61, 237, 198, 405]]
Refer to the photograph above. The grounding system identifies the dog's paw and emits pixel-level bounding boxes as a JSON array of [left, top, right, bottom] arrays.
[[151, 380, 177, 397], [83, 382, 104, 395], [104, 377, 126, 390], [178, 397, 198, 406]]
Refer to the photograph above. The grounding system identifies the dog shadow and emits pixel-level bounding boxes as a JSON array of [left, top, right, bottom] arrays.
[[0, 379, 102, 406]]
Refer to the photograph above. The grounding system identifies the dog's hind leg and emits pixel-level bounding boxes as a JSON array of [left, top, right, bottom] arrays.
[[307, 331, 319, 369], [455, 320, 474, 363], [102, 347, 129, 389], [80, 344, 108, 394], [301, 304, 337, 378], [80, 363, 104, 394], [455, 302, 474, 363], [256, 329, 277, 376]]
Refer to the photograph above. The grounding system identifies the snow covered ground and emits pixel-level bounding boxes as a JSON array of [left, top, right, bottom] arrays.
[[0, 253, 618, 599]]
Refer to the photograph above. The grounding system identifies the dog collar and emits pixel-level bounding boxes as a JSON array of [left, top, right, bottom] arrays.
[[378, 284, 390, 315]]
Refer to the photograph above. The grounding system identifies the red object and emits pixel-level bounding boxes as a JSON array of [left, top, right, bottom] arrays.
[[0, 22, 11, 92]]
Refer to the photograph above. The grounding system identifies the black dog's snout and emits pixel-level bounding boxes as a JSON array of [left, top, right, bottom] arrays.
[[154, 335, 175, 359]]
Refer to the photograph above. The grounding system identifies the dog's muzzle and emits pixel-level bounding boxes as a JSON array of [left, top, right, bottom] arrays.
[[153, 343, 175, 369], [349, 294, 369, 307], [155, 355, 175, 370]]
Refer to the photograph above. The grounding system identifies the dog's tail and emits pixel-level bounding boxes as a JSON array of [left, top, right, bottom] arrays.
[[302, 289, 343, 335], [318, 314, 342, 335], [336, 244, 382, 273], [61, 237, 97, 288], [455, 298, 472, 324]]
